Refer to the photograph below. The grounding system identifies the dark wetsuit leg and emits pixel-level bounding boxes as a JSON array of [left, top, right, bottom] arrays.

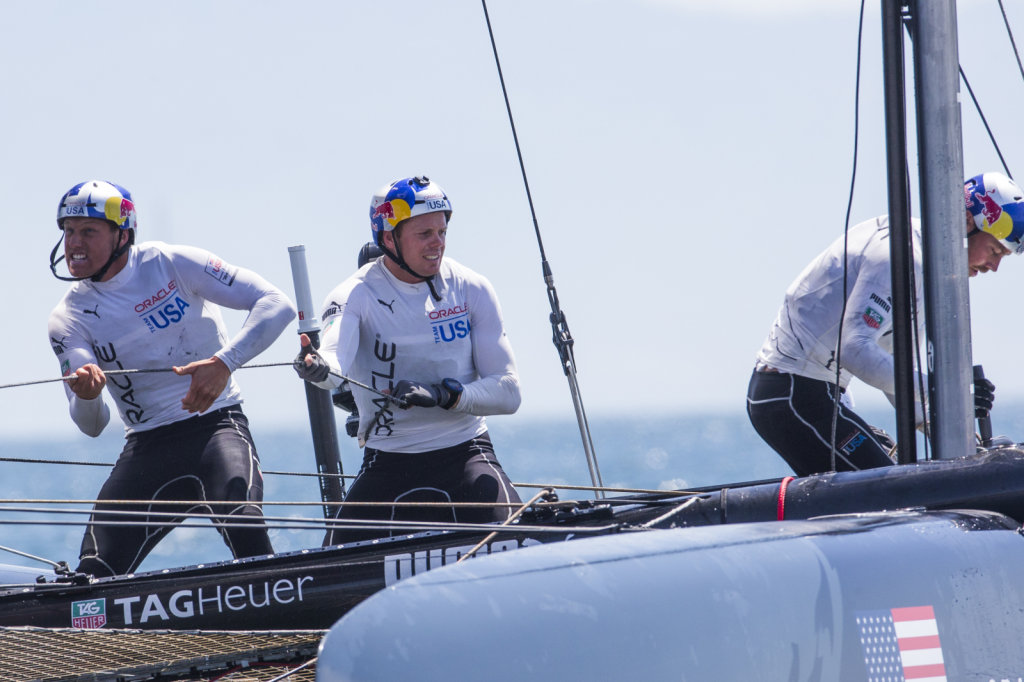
[[322, 432, 520, 546], [76, 406, 273, 577], [198, 407, 274, 560], [746, 369, 896, 476]]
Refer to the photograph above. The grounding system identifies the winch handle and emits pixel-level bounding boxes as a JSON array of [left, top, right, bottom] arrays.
[[973, 364, 993, 448]]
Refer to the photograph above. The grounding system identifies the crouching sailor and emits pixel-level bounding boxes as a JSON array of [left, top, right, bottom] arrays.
[[47, 180, 296, 577], [747, 172, 1024, 476]]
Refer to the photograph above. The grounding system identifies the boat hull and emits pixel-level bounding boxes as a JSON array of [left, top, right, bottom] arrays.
[[0, 532, 543, 630], [316, 509, 1024, 681]]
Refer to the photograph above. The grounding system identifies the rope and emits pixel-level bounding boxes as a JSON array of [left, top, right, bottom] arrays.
[[0, 505, 615, 535], [0, 450, 700, 497], [640, 494, 701, 529], [0, 498, 542, 509], [0, 360, 409, 408], [456, 487, 555, 563], [0, 361, 294, 391]]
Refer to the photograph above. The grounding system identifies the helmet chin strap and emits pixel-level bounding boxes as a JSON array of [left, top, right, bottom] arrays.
[[380, 234, 442, 302], [49, 231, 134, 283]]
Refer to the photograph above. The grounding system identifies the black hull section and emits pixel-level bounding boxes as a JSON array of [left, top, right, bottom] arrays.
[[639, 447, 1024, 528], [0, 532, 549, 630]]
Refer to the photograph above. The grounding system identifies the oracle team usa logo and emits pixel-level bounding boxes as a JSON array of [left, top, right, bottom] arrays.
[[430, 304, 470, 344]]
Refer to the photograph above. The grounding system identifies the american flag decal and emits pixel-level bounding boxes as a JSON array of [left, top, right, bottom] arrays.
[[856, 605, 947, 681]]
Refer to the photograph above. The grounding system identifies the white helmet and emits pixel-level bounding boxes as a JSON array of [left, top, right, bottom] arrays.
[[56, 180, 137, 234], [964, 172, 1024, 254], [51, 180, 137, 282], [368, 176, 452, 248]]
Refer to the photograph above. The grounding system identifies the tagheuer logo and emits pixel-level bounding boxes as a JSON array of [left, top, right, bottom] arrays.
[[71, 598, 107, 629]]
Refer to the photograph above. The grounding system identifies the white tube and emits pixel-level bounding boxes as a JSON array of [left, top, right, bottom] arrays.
[[288, 245, 320, 334]]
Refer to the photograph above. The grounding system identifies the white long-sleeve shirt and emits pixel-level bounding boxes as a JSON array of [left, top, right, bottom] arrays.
[[756, 216, 924, 405], [48, 242, 296, 435], [311, 256, 520, 452]]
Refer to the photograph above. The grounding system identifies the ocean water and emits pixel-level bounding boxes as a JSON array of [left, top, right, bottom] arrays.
[[1, 405, 1019, 575]]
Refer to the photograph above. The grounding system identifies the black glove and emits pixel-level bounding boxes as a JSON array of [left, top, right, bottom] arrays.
[[293, 340, 330, 383], [390, 378, 462, 410], [974, 375, 995, 417]]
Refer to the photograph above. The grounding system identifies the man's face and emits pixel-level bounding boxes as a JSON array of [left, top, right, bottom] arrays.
[[386, 211, 447, 280], [967, 230, 1012, 277], [61, 217, 124, 280]]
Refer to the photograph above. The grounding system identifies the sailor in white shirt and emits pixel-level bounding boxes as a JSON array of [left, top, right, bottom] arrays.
[[747, 172, 1023, 476], [295, 176, 521, 544], [48, 180, 296, 576]]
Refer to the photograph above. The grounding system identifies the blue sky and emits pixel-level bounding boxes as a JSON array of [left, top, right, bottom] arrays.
[[2, 0, 1023, 441]]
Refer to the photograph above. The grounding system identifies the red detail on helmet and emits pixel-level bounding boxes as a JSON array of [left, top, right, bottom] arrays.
[[373, 202, 395, 220], [978, 192, 1002, 226], [120, 198, 135, 222]]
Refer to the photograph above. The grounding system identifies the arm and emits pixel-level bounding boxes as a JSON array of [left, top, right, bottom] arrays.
[[172, 246, 296, 370], [839, 249, 925, 420], [454, 276, 521, 416], [48, 315, 110, 437], [169, 247, 297, 412], [68, 365, 110, 437]]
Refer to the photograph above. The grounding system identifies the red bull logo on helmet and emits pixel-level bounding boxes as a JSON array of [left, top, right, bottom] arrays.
[[978, 192, 1004, 228], [120, 198, 135, 222], [969, 188, 1014, 241], [103, 196, 135, 228], [374, 198, 412, 229]]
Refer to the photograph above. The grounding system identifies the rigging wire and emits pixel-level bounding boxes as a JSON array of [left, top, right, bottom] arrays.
[[0, 544, 63, 569], [479, 0, 604, 498], [999, 0, 1024, 85], [959, 66, 1013, 179], [830, 0, 868, 472], [954, 0, 1024, 181]]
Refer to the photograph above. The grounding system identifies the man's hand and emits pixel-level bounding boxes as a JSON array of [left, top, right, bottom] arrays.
[[293, 333, 330, 383], [974, 375, 995, 417], [389, 379, 461, 410], [69, 364, 106, 400], [173, 357, 231, 413]]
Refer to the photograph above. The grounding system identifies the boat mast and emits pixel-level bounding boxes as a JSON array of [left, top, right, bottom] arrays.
[[882, 0, 974, 461], [880, 0, 919, 463], [910, 0, 974, 460]]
